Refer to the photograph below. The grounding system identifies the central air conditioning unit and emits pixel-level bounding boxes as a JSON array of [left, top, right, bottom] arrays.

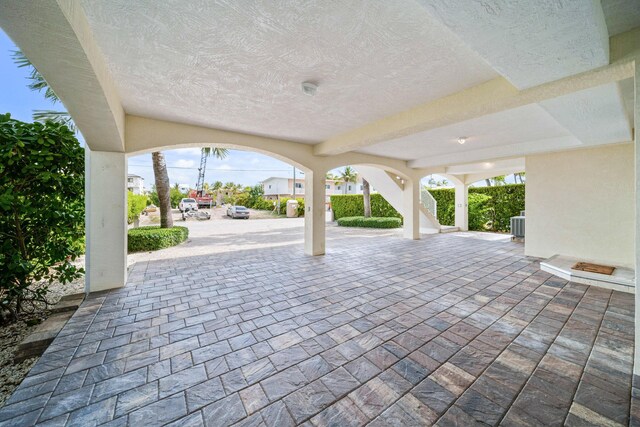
[[511, 216, 525, 238]]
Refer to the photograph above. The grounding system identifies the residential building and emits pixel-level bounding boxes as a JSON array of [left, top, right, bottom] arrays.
[[126, 174, 144, 195], [262, 176, 368, 205]]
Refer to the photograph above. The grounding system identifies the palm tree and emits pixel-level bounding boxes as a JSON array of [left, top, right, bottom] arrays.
[[212, 181, 223, 191], [152, 153, 173, 228], [202, 147, 229, 161], [362, 178, 371, 218], [339, 166, 357, 195], [12, 50, 75, 130]]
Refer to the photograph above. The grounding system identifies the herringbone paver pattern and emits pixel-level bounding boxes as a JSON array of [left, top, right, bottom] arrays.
[[0, 230, 634, 426]]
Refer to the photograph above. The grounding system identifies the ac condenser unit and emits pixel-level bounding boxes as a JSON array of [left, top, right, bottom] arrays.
[[511, 216, 525, 238]]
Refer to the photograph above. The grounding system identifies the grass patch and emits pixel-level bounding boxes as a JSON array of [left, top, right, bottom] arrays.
[[128, 226, 188, 252], [336, 216, 402, 229]]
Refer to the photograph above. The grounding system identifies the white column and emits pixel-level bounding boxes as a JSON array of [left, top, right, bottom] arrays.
[[85, 147, 127, 293], [634, 60, 640, 379], [402, 179, 420, 240], [304, 170, 326, 256], [455, 183, 469, 231]]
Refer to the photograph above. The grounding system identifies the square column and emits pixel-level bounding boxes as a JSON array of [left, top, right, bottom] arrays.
[[85, 147, 127, 293], [455, 183, 469, 231], [304, 171, 326, 256], [634, 61, 640, 380], [403, 179, 420, 240]]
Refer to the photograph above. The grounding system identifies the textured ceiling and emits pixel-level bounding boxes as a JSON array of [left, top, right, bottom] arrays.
[[602, 0, 640, 36], [356, 104, 572, 161], [80, 0, 497, 143], [416, 0, 610, 89]]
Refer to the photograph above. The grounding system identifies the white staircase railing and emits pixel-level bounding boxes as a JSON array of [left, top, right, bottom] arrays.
[[420, 188, 438, 220]]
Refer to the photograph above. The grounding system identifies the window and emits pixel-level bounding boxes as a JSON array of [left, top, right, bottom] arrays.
[[360, 185, 363, 190], [348, 185, 352, 191], [128, 178, 133, 183], [325, 184, 330, 189], [268, 185, 271, 189], [295, 183, 303, 188], [336, 186, 341, 190]]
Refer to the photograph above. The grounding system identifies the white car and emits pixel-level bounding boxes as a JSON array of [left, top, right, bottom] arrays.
[[178, 198, 198, 212], [227, 205, 250, 219]]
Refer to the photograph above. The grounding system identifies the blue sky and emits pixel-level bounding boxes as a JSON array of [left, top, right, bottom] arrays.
[[2, 29, 519, 190]]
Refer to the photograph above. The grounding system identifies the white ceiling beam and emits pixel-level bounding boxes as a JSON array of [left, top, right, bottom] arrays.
[[0, 0, 125, 152], [313, 28, 639, 157]]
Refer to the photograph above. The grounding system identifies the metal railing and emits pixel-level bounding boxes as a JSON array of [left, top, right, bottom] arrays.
[[420, 188, 438, 220]]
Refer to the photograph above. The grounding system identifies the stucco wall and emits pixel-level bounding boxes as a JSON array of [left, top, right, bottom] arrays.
[[525, 144, 634, 268]]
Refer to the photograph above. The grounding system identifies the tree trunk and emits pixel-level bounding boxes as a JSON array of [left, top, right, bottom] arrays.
[[362, 179, 371, 218], [152, 152, 173, 228]]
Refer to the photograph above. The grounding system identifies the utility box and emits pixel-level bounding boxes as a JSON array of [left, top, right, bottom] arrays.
[[286, 200, 299, 218], [511, 216, 525, 240]]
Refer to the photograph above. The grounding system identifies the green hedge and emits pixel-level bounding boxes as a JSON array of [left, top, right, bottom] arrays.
[[128, 226, 188, 252], [127, 192, 148, 224], [428, 184, 525, 232], [330, 194, 402, 221], [337, 216, 402, 229]]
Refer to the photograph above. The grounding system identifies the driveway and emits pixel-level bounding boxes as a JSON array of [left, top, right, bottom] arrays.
[[0, 226, 634, 426]]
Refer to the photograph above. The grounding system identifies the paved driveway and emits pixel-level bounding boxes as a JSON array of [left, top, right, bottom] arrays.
[[0, 222, 634, 426]]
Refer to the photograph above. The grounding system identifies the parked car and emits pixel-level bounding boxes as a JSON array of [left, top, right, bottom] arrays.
[[227, 205, 250, 219], [178, 198, 198, 212]]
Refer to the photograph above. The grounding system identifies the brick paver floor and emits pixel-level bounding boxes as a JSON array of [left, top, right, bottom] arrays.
[[0, 227, 634, 426]]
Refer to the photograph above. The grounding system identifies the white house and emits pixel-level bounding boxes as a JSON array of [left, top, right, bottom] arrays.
[[262, 176, 368, 206], [126, 174, 144, 195]]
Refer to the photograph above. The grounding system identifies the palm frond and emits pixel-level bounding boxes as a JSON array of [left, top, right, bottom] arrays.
[[32, 110, 76, 132], [202, 147, 230, 159], [12, 50, 61, 104]]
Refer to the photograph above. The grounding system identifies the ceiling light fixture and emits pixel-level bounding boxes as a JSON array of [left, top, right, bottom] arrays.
[[457, 137, 467, 145], [301, 82, 318, 96]]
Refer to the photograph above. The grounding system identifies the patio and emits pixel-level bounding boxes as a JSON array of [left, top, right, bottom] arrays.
[[0, 228, 634, 426]]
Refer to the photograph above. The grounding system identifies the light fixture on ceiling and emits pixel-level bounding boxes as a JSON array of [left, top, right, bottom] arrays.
[[301, 82, 318, 96], [457, 137, 467, 145]]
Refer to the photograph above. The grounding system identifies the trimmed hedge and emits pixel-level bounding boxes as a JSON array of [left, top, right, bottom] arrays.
[[337, 216, 402, 229], [277, 197, 305, 216], [428, 184, 525, 232], [128, 226, 188, 252], [330, 194, 402, 221]]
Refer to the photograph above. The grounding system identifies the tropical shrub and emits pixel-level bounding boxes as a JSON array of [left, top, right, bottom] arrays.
[[337, 216, 402, 228], [330, 194, 402, 220], [0, 115, 84, 319], [127, 192, 148, 224], [428, 184, 525, 232], [128, 226, 188, 252]]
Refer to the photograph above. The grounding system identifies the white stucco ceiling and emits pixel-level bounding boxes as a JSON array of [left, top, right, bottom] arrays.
[[539, 83, 632, 146], [416, 0, 610, 89], [80, 0, 497, 143], [602, 0, 640, 36], [356, 104, 573, 161]]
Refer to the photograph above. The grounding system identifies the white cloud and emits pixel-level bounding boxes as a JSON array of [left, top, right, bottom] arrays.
[[173, 148, 202, 156], [175, 159, 195, 168]]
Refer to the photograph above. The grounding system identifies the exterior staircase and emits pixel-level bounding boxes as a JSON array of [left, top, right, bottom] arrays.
[[354, 165, 459, 234]]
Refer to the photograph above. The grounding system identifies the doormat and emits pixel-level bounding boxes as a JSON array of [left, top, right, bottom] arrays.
[[571, 262, 615, 275]]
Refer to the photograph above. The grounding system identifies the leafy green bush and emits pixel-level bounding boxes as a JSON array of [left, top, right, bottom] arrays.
[[128, 226, 188, 252], [0, 114, 84, 319], [127, 192, 148, 224], [330, 194, 402, 220], [337, 216, 402, 228], [251, 198, 274, 211], [428, 184, 525, 232]]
